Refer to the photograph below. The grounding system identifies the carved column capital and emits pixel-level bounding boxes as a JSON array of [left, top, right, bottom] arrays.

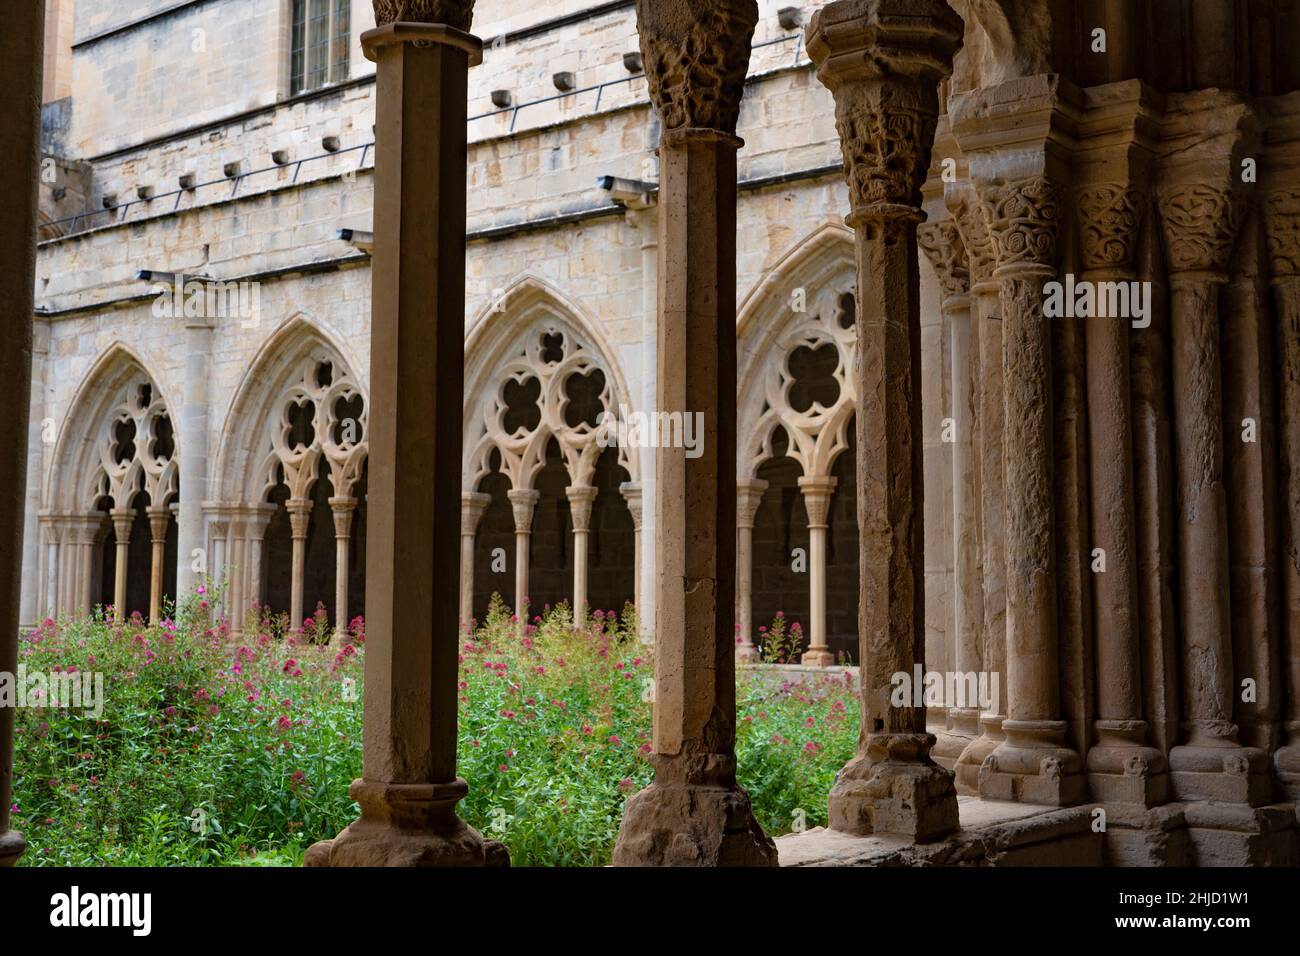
[[1077, 183, 1144, 274], [797, 476, 838, 529], [735, 478, 768, 529], [807, 0, 963, 220], [947, 183, 997, 285], [618, 481, 643, 532], [1264, 187, 1300, 280], [1156, 182, 1247, 277], [507, 488, 541, 533], [286, 498, 312, 540], [110, 508, 135, 543], [461, 491, 491, 535], [918, 218, 971, 304], [566, 485, 599, 533], [979, 175, 1061, 275], [329, 496, 358, 539], [372, 0, 474, 30], [636, 0, 758, 142], [146, 506, 171, 543]]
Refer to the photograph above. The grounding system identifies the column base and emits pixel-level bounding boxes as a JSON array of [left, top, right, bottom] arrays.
[[828, 732, 959, 842], [978, 719, 1086, 806], [1274, 736, 1300, 801], [1168, 744, 1273, 806], [800, 647, 835, 667], [304, 779, 509, 867], [1099, 804, 1191, 866], [933, 707, 981, 772], [1086, 719, 1169, 807], [0, 830, 25, 867], [735, 643, 759, 664], [954, 715, 1004, 796], [612, 755, 778, 866], [1177, 801, 1299, 866]]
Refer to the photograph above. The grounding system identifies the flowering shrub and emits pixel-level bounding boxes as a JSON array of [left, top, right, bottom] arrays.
[[12, 591, 857, 867]]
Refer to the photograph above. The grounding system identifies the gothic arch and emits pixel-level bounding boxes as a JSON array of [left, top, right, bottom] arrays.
[[463, 275, 638, 493], [736, 223, 858, 481], [213, 313, 370, 504], [46, 343, 179, 512]]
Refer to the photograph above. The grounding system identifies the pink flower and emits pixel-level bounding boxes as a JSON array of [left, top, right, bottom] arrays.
[[608, 735, 621, 746], [278, 715, 292, 730], [618, 778, 634, 792], [581, 724, 593, 735], [639, 743, 652, 755]]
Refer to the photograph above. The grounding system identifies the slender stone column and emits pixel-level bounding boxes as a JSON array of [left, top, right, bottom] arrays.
[[977, 174, 1086, 805], [40, 515, 59, 620], [73, 515, 99, 616], [330, 496, 357, 638], [808, 0, 962, 841], [459, 491, 490, 628], [227, 514, 247, 634], [244, 504, 275, 615], [1076, 174, 1168, 805], [207, 511, 228, 616], [1157, 112, 1270, 804], [307, 2, 502, 868], [619, 481, 645, 638], [566, 485, 598, 627], [1267, 185, 1300, 798], [178, 316, 213, 598], [950, 184, 1007, 793], [919, 217, 982, 768], [735, 478, 766, 662], [147, 506, 170, 622], [110, 508, 134, 620], [613, 0, 776, 867], [798, 476, 837, 667], [1, 0, 45, 866], [507, 488, 539, 621], [286, 498, 311, 632]]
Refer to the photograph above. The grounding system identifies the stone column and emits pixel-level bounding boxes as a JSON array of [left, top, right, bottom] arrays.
[[972, 174, 1086, 805], [798, 475, 837, 667], [507, 488, 539, 621], [244, 504, 275, 615], [612, 0, 776, 867], [40, 515, 59, 620], [566, 485, 598, 627], [950, 184, 1007, 794], [147, 505, 170, 622], [619, 481, 645, 638], [178, 316, 213, 598], [330, 496, 358, 638], [735, 477, 766, 662], [459, 491, 490, 628], [808, 0, 962, 841], [1, 0, 45, 866], [1266, 185, 1300, 799], [207, 510, 228, 616], [286, 498, 312, 632], [633, 204, 659, 645], [919, 216, 982, 766], [110, 508, 134, 620], [1076, 165, 1167, 805], [307, 2, 502, 867], [21, 321, 48, 631], [1157, 105, 1270, 805]]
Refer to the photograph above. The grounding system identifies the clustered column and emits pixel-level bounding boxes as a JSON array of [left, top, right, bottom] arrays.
[[808, 0, 962, 841], [612, 0, 777, 867], [307, 0, 502, 867]]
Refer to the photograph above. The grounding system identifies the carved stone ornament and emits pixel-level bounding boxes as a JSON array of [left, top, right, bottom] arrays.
[[636, 0, 758, 136], [1157, 182, 1246, 275], [918, 218, 971, 301], [372, 0, 475, 31], [1264, 187, 1300, 279], [980, 176, 1061, 270], [1077, 183, 1143, 272], [950, 187, 996, 282], [833, 84, 938, 212]]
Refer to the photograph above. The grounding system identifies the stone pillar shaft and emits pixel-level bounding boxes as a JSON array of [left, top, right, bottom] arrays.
[[1, 0, 45, 867], [287, 499, 311, 631], [619, 482, 644, 639], [308, 9, 501, 867], [567, 485, 598, 626], [330, 496, 357, 638], [147, 507, 170, 622], [460, 491, 490, 628], [798, 476, 837, 667], [734, 478, 766, 662], [111, 509, 134, 620], [507, 488, 539, 621], [808, 0, 962, 841]]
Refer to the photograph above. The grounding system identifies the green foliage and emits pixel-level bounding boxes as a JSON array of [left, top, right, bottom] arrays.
[[13, 591, 857, 867]]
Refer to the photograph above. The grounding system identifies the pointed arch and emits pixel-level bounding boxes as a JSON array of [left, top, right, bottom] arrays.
[[736, 222, 858, 480], [212, 313, 370, 503], [463, 274, 638, 492], [46, 342, 179, 512]]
